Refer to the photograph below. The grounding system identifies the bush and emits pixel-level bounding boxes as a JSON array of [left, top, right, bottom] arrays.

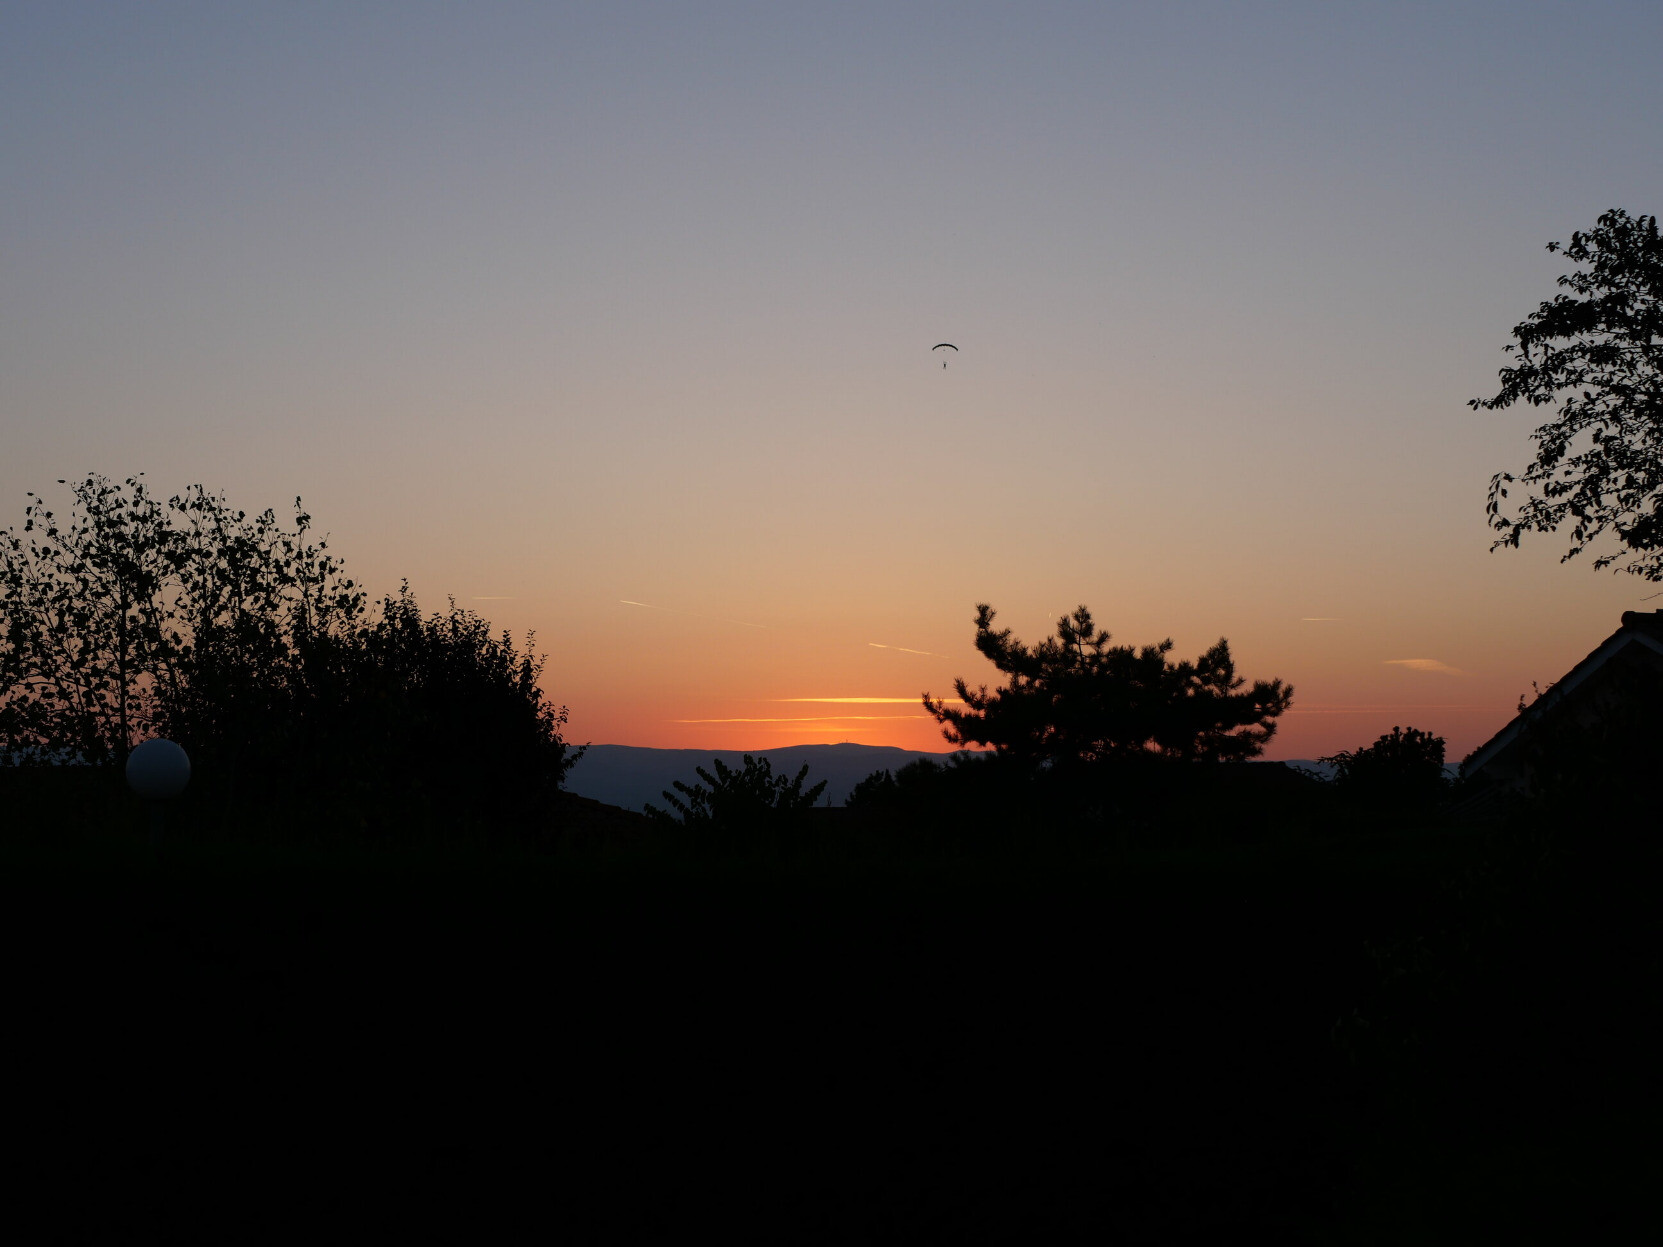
[[1321, 726, 1449, 810]]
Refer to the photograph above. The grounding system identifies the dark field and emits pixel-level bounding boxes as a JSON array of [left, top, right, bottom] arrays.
[[4, 776, 1654, 1243]]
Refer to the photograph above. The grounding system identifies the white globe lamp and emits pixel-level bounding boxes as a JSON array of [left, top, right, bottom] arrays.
[[127, 738, 191, 800]]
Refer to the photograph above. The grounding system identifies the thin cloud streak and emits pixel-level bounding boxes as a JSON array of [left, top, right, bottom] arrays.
[[1285, 705, 1506, 715], [620, 599, 769, 630], [756, 723, 935, 734], [1291, 702, 1505, 709], [773, 697, 960, 704], [1384, 658, 1467, 676]]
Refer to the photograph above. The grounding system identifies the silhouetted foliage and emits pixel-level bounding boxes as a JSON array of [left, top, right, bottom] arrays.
[[1473, 208, 1663, 580], [1, 474, 362, 767], [923, 604, 1293, 768], [843, 756, 967, 815], [272, 586, 582, 828], [646, 754, 827, 839], [847, 756, 998, 811], [842, 752, 1054, 852], [1320, 725, 1449, 809], [845, 766, 911, 809], [1, 475, 580, 832], [846, 751, 1322, 854]]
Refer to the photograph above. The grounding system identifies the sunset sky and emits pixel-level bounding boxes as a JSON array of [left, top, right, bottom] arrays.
[[5, 3, 1662, 761]]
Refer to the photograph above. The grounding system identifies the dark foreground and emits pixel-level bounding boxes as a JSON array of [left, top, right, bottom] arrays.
[[4, 789, 1654, 1243]]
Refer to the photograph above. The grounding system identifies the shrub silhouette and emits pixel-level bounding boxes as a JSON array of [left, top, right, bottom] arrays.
[[845, 754, 1001, 815], [1320, 726, 1448, 810], [846, 763, 921, 809], [842, 753, 1047, 852], [646, 754, 827, 842]]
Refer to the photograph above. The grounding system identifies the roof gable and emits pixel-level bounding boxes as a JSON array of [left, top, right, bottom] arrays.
[[1463, 614, 1663, 777]]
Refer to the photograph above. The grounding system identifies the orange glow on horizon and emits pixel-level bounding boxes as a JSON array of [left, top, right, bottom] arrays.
[[670, 715, 930, 723], [773, 697, 963, 704]]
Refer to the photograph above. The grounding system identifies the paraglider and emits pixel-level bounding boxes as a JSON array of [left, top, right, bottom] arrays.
[[933, 343, 958, 369]]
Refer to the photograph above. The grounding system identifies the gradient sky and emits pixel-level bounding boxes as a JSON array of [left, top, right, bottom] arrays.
[[5, 2, 1662, 761]]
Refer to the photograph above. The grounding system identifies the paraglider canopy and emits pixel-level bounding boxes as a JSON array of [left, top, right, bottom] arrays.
[[933, 343, 958, 368]]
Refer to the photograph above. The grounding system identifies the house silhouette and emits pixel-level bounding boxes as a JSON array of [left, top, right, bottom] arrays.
[[1462, 609, 1663, 806]]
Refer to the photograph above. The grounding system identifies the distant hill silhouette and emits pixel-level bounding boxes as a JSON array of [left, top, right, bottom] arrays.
[[562, 744, 1406, 811], [564, 743, 970, 811]]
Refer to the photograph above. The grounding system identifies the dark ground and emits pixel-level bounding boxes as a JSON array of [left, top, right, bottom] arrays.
[[2, 776, 1654, 1243]]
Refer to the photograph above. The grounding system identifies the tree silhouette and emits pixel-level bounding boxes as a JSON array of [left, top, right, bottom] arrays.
[[292, 585, 582, 826], [0, 474, 360, 766], [1473, 208, 1663, 580], [924, 604, 1292, 766], [2, 475, 580, 833]]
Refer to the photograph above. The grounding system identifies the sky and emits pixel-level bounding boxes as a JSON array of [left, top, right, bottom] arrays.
[[4, 2, 1662, 761]]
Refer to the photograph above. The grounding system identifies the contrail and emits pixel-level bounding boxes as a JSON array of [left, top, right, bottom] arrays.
[[619, 599, 769, 630], [869, 642, 950, 658]]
